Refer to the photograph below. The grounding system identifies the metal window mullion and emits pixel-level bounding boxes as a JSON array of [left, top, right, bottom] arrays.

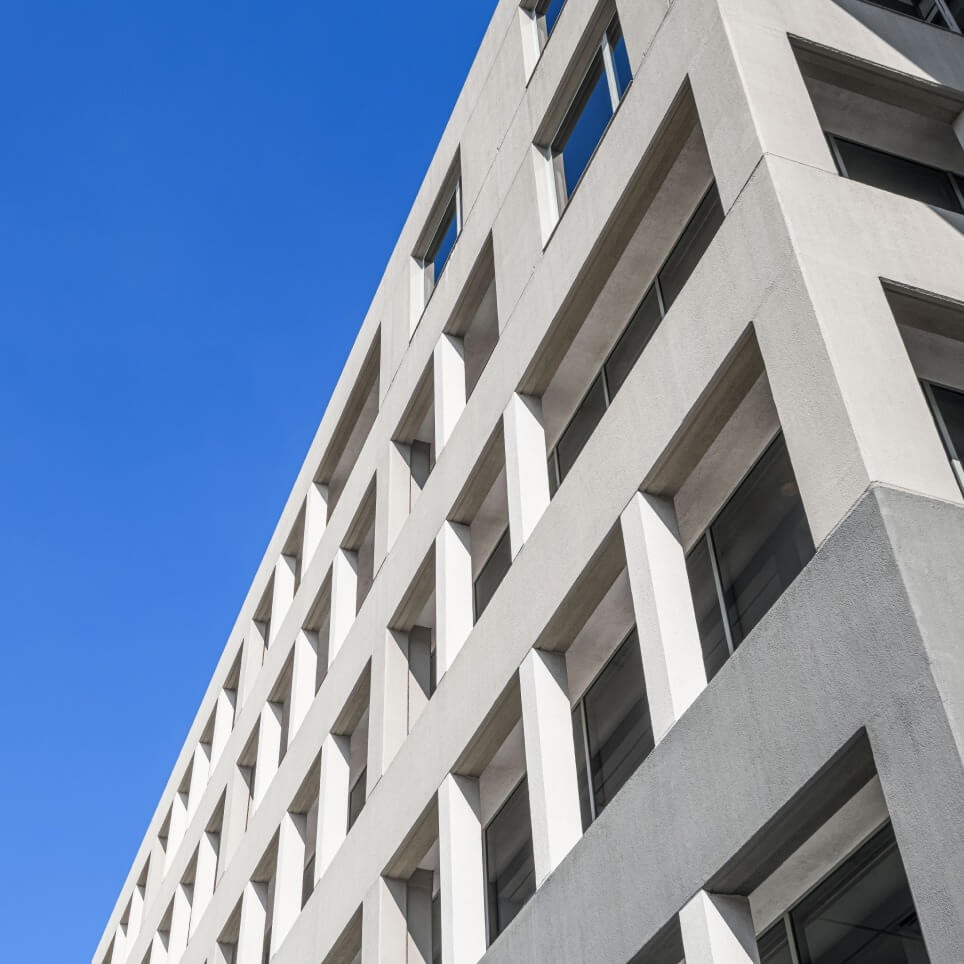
[[826, 133, 849, 178], [578, 699, 597, 823], [601, 366, 612, 408], [785, 910, 803, 964], [705, 529, 735, 657], [600, 35, 620, 112], [924, 380, 964, 492], [455, 180, 463, 234], [933, 0, 963, 31]]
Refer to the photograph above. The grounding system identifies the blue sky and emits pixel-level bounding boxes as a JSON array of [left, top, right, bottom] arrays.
[[0, 3, 494, 959]]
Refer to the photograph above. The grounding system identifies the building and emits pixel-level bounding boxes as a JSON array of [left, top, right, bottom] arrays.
[[93, 0, 964, 962]]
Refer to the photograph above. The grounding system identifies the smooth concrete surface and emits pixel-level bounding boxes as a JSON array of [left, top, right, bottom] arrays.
[[94, 0, 964, 962]]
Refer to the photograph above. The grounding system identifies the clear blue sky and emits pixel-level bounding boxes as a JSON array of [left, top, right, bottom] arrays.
[[0, 3, 494, 959]]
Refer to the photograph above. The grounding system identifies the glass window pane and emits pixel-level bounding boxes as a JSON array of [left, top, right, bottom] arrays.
[[792, 824, 929, 964], [431, 892, 442, 964], [686, 536, 730, 681], [429, 190, 459, 283], [539, 0, 566, 36], [485, 780, 535, 943], [474, 528, 512, 620], [758, 922, 795, 964], [945, 0, 963, 27], [583, 631, 653, 813], [833, 138, 963, 213], [929, 383, 964, 465], [348, 767, 367, 830], [571, 707, 593, 831], [711, 435, 815, 647], [553, 53, 614, 199], [301, 854, 315, 909], [604, 285, 662, 398], [607, 19, 632, 99], [658, 184, 725, 310], [556, 374, 608, 483], [547, 453, 560, 498]]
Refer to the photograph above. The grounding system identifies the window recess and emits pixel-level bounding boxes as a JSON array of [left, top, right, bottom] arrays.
[[922, 380, 964, 492], [860, 0, 962, 32]]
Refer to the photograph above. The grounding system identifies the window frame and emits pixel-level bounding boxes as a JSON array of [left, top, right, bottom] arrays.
[[858, 0, 962, 32], [922, 379, 964, 492], [826, 133, 964, 214]]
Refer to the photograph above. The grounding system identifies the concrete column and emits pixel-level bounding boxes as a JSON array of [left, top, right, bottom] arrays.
[[211, 942, 234, 964], [127, 885, 146, 951], [519, 649, 582, 886], [239, 622, 267, 707], [361, 876, 408, 964], [146, 837, 166, 909], [679, 891, 760, 964], [376, 441, 414, 574], [210, 688, 235, 770], [269, 554, 298, 646], [165, 791, 189, 874], [303, 481, 329, 568], [167, 882, 192, 962], [253, 702, 283, 809], [314, 733, 352, 883], [187, 742, 211, 822], [504, 393, 551, 559], [289, 629, 318, 742], [329, 548, 359, 667], [435, 521, 473, 679], [368, 630, 410, 788], [620, 492, 707, 743], [434, 334, 467, 451], [438, 774, 487, 964], [757, 266, 961, 546], [149, 931, 168, 964], [109, 924, 127, 964], [190, 831, 219, 939], [236, 880, 269, 964], [406, 870, 434, 964], [219, 765, 253, 885], [271, 812, 307, 955]]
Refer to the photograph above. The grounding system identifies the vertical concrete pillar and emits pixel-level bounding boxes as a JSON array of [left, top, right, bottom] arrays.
[[361, 876, 409, 964], [406, 870, 435, 964], [435, 521, 473, 679], [519, 649, 582, 886], [187, 743, 211, 822], [269, 554, 298, 646], [376, 441, 414, 573], [109, 925, 127, 964], [127, 885, 146, 951], [434, 334, 467, 451], [314, 733, 352, 883], [504, 393, 551, 559], [679, 891, 760, 964], [368, 630, 410, 786], [219, 766, 254, 884], [289, 629, 318, 741], [149, 930, 168, 964], [329, 549, 359, 667], [621, 492, 707, 742], [210, 942, 234, 964], [303, 481, 329, 568], [165, 792, 189, 874], [210, 688, 235, 771], [146, 837, 166, 909], [253, 702, 283, 808], [271, 812, 307, 955], [190, 831, 219, 939], [438, 774, 487, 964], [236, 880, 269, 964], [167, 882, 193, 962], [757, 267, 961, 545]]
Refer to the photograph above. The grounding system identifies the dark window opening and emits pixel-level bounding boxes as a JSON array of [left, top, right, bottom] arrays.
[[348, 767, 367, 831], [484, 779, 536, 943], [474, 528, 512, 620]]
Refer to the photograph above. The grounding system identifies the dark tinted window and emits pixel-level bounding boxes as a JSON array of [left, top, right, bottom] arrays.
[[348, 767, 367, 830], [658, 184, 725, 310], [301, 854, 315, 909], [793, 825, 928, 964], [946, 0, 964, 27], [832, 138, 963, 213], [604, 286, 662, 398], [712, 435, 814, 646], [556, 374, 607, 484], [431, 892, 442, 964], [685, 536, 730, 681], [553, 53, 613, 198], [571, 706, 593, 831], [474, 528, 512, 620], [485, 780, 535, 942], [929, 383, 964, 464], [758, 923, 794, 964], [868, 0, 950, 25], [582, 631, 653, 814], [429, 190, 459, 283]]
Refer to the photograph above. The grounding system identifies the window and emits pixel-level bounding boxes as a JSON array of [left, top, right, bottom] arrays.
[[547, 185, 724, 493], [474, 528, 512, 620], [828, 135, 964, 214], [923, 381, 964, 491], [545, 16, 632, 210], [347, 767, 367, 831], [686, 434, 814, 681], [414, 176, 464, 320], [484, 779, 535, 943], [571, 630, 654, 829], [426, 182, 461, 286], [758, 823, 929, 963], [861, 0, 962, 30]]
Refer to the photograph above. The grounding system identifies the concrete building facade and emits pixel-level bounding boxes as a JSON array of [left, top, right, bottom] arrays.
[[94, 1, 964, 962]]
